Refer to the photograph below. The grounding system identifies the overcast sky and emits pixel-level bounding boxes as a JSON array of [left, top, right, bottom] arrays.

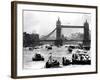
[[23, 10, 91, 37]]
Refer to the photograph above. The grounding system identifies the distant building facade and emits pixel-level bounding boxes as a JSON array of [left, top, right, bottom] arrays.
[[23, 32, 39, 47]]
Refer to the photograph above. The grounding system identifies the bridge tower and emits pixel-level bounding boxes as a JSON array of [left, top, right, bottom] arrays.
[[55, 17, 62, 46], [83, 20, 90, 47]]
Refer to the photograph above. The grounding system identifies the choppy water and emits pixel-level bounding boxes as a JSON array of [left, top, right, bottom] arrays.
[[23, 45, 90, 69]]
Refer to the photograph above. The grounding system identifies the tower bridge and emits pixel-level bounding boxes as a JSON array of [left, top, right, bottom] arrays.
[[40, 18, 90, 46]]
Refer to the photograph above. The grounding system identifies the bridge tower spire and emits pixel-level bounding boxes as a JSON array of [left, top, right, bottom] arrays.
[[55, 17, 62, 46], [83, 20, 90, 47], [56, 17, 61, 40]]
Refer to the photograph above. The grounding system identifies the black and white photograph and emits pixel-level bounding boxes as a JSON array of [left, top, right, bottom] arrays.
[[23, 10, 91, 69], [11, 1, 97, 78]]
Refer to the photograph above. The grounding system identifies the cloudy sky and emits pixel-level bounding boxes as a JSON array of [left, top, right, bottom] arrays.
[[23, 10, 91, 37]]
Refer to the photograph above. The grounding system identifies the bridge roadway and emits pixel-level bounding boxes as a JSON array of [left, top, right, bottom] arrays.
[[39, 40, 84, 42]]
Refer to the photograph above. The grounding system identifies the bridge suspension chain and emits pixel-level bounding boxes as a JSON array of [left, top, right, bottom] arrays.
[[41, 28, 56, 40]]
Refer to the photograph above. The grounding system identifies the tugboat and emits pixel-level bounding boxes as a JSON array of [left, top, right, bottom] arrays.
[[45, 59, 60, 68], [45, 53, 60, 68], [32, 53, 44, 61]]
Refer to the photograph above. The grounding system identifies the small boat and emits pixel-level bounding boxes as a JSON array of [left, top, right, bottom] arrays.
[[62, 57, 71, 66], [32, 53, 44, 61], [45, 59, 60, 68]]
